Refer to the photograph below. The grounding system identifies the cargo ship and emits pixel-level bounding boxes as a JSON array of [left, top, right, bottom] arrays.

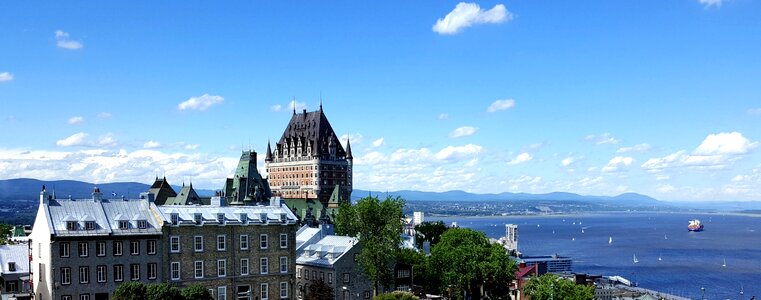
[[688, 219, 704, 232]]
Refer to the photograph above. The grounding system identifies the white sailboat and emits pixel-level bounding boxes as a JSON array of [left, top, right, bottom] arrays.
[[581, 228, 585, 233], [658, 254, 662, 261], [633, 254, 639, 264], [722, 258, 726, 267], [608, 236, 613, 245], [664, 234, 668, 240]]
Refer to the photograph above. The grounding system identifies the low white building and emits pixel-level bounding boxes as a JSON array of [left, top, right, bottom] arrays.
[[0, 244, 31, 300]]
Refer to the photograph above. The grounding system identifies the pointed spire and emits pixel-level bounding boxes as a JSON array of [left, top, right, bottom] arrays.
[[320, 92, 323, 112], [292, 96, 296, 115], [346, 137, 353, 160], [265, 140, 273, 162]]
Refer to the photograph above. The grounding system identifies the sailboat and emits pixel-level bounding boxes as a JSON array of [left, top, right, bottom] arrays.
[[658, 254, 662, 261], [633, 254, 639, 264], [581, 228, 585, 233], [608, 236, 613, 245], [722, 258, 726, 267]]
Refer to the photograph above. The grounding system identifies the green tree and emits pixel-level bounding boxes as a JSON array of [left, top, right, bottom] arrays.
[[413, 221, 448, 249], [113, 281, 147, 300], [181, 283, 213, 300], [306, 279, 334, 300], [0, 223, 13, 245], [522, 274, 594, 300], [395, 248, 434, 293], [335, 195, 405, 296], [373, 291, 420, 300], [147, 283, 182, 300], [429, 228, 516, 300]]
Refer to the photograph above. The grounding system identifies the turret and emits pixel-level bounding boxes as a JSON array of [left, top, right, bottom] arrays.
[[265, 141, 273, 162], [346, 137, 353, 160]]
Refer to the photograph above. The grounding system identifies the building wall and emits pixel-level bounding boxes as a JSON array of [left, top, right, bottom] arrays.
[[295, 245, 371, 300], [162, 223, 297, 300], [266, 159, 351, 203], [30, 193, 53, 300]]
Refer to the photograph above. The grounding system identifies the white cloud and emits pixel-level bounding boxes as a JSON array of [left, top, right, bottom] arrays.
[[507, 152, 532, 165], [694, 132, 757, 155], [0, 72, 13, 82], [67, 116, 84, 125], [434, 144, 482, 162], [699, 0, 722, 7], [143, 140, 161, 149], [55, 30, 83, 50], [289, 101, 307, 112], [97, 112, 112, 119], [185, 144, 200, 150], [561, 157, 577, 167], [487, 99, 515, 113], [339, 133, 364, 146], [371, 137, 385, 148], [656, 184, 676, 193], [97, 134, 117, 148], [617, 143, 652, 153], [578, 176, 603, 187], [271, 104, 282, 112], [178, 94, 224, 111], [602, 156, 634, 172], [449, 126, 478, 138], [56, 132, 89, 147], [433, 2, 512, 35], [584, 133, 620, 145], [438, 113, 449, 120]]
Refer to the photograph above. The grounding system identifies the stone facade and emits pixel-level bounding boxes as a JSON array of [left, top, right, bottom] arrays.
[[295, 235, 371, 300]]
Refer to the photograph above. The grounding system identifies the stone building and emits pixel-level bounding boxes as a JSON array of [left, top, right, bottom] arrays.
[[265, 104, 353, 222], [0, 244, 32, 299], [156, 196, 298, 300], [29, 187, 164, 300]]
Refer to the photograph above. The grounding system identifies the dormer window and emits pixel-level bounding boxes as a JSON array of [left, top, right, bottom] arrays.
[[240, 213, 248, 225], [119, 220, 129, 230], [170, 213, 179, 226], [84, 221, 96, 230], [217, 213, 225, 224], [194, 213, 203, 225], [66, 221, 77, 231], [137, 220, 148, 229], [8, 262, 16, 272]]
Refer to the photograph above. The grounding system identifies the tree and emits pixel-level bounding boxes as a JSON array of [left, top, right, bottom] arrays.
[[522, 274, 594, 300], [181, 283, 213, 300], [0, 223, 13, 245], [335, 195, 406, 296], [413, 221, 448, 249], [306, 279, 334, 300], [373, 291, 420, 300], [429, 228, 516, 300], [147, 283, 183, 300], [113, 281, 147, 300]]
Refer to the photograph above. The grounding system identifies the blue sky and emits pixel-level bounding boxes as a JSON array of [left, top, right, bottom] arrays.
[[1, 0, 760, 201]]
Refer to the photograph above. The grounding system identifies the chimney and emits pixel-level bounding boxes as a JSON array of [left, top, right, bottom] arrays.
[[139, 192, 155, 203], [211, 196, 226, 207], [270, 196, 281, 207], [92, 187, 103, 202], [40, 185, 49, 204]]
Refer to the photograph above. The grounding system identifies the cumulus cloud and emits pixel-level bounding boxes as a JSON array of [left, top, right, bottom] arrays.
[[56, 132, 89, 147], [584, 133, 620, 145], [143, 140, 161, 149], [561, 156, 577, 167], [97, 134, 117, 148], [97, 112, 112, 119], [602, 156, 634, 172], [699, 0, 722, 7], [433, 2, 512, 35], [55, 30, 83, 50], [371, 137, 385, 148], [694, 132, 757, 155], [339, 133, 364, 146], [449, 126, 478, 138], [271, 104, 282, 112], [434, 144, 482, 161], [185, 144, 200, 150], [438, 113, 449, 120], [0, 72, 13, 82], [67, 116, 84, 125], [487, 99, 515, 113], [617, 143, 652, 153], [507, 152, 532, 165], [178, 94, 224, 111], [642, 132, 756, 171]]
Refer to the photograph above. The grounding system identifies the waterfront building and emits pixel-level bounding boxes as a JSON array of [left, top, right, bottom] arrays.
[[0, 244, 32, 299], [265, 105, 353, 223], [517, 255, 573, 274], [504, 224, 518, 256], [29, 187, 164, 300], [412, 212, 424, 226]]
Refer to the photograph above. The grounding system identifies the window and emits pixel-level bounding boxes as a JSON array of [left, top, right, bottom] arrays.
[[296, 267, 301, 279], [61, 267, 71, 285], [114, 241, 123, 256], [280, 282, 288, 299], [114, 265, 124, 282], [240, 213, 248, 224], [130, 264, 140, 281], [328, 272, 333, 284], [62, 296, 72, 300], [79, 266, 89, 284], [298, 284, 303, 299], [194, 213, 202, 225], [66, 221, 77, 231], [60, 242, 70, 257], [195, 261, 204, 279], [260, 234, 268, 249], [97, 265, 106, 283], [85, 221, 95, 230], [217, 259, 227, 277], [119, 220, 129, 230], [260, 257, 268, 274], [170, 213, 179, 225], [78, 242, 88, 257], [80, 295, 90, 300], [280, 233, 288, 248], [240, 258, 249, 276], [170, 236, 180, 253], [343, 273, 350, 284], [148, 263, 157, 280], [305, 268, 309, 280], [171, 262, 180, 280], [194, 236, 204, 252], [397, 269, 410, 278], [217, 286, 227, 300], [364, 291, 372, 299], [96, 241, 106, 257], [217, 235, 226, 251], [320, 271, 324, 280], [240, 234, 249, 250], [147, 240, 157, 255], [312, 271, 316, 280], [137, 220, 147, 229], [260, 283, 269, 300], [8, 262, 16, 272], [279, 257, 288, 273], [130, 240, 140, 255], [217, 213, 225, 224]]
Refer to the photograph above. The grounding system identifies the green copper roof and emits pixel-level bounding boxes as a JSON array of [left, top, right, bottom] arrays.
[[224, 151, 272, 205]]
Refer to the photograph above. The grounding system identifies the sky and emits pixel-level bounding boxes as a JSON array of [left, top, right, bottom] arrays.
[[1, 0, 760, 201]]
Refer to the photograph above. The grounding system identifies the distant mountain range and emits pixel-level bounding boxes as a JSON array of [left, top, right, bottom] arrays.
[[353, 189, 661, 205]]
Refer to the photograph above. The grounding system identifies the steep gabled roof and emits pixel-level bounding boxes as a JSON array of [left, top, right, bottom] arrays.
[[275, 109, 346, 159]]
